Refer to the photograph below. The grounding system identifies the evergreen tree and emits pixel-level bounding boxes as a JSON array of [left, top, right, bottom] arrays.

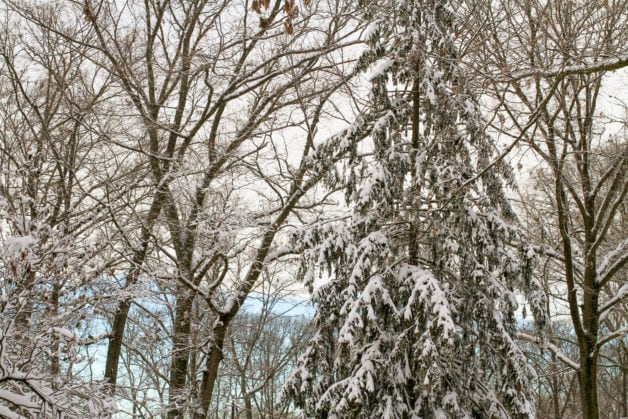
[[284, 0, 545, 417]]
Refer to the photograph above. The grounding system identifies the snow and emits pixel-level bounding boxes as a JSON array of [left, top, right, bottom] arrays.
[[599, 283, 628, 323], [509, 52, 628, 80], [0, 405, 25, 419], [443, 391, 460, 411], [5, 234, 35, 257], [463, 99, 476, 115], [372, 111, 395, 134], [51, 327, 78, 341], [423, 79, 436, 104], [401, 265, 456, 342], [434, 408, 447, 419], [596, 238, 628, 284], [368, 59, 393, 81], [357, 162, 388, 205], [362, 20, 381, 41], [0, 389, 40, 411]]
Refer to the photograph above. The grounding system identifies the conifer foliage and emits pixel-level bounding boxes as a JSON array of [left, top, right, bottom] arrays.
[[285, 0, 544, 417]]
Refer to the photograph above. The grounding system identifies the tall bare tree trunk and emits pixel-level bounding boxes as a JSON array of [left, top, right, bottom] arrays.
[[167, 291, 195, 418], [578, 349, 599, 419]]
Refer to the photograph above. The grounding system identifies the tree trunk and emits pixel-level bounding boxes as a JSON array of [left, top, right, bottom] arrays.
[[104, 192, 164, 389], [551, 351, 560, 419], [622, 344, 627, 418], [578, 345, 599, 419], [104, 298, 133, 387], [195, 320, 227, 419], [49, 281, 61, 377], [168, 291, 195, 419], [244, 394, 253, 419], [15, 270, 37, 330], [242, 379, 253, 419]]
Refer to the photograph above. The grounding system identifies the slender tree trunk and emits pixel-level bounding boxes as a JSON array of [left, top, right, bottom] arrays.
[[15, 270, 37, 329], [195, 320, 227, 419], [242, 382, 253, 419], [622, 344, 627, 418], [105, 298, 133, 386], [49, 281, 61, 378], [105, 192, 164, 389], [560, 372, 577, 418], [551, 351, 560, 419]]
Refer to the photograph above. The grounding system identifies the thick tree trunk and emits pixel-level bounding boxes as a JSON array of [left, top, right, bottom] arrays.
[[580, 191, 600, 419], [578, 347, 599, 419], [168, 291, 195, 419]]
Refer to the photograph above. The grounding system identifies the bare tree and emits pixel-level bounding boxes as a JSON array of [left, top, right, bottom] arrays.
[[467, 1, 628, 417], [216, 268, 311, 419], [517, 138, 628, 418], [5, 0, 362, 416], [0, 3, 118, 415]]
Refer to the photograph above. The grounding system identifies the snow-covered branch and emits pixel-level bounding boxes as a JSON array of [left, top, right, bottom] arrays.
[[595, 326, 628, 354], [516, 332, 580, 371], [599, 283, 628, 323], [507, 53, 628, 81]]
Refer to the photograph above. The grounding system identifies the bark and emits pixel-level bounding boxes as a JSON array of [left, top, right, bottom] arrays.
[[578, 349, 599, 419], [622, 345, 627, 418], [242, 381, 253, 419], [167, 292, 195, 419], [580, 156, 601, 419], [49, 282, 61, 378], [551, 351, 560, 419], [104, 299, 133, 387], [195, 320, 227, 419]]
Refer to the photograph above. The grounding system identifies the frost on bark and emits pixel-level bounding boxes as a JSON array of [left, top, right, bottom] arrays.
[[284, 1, 544, 417]]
